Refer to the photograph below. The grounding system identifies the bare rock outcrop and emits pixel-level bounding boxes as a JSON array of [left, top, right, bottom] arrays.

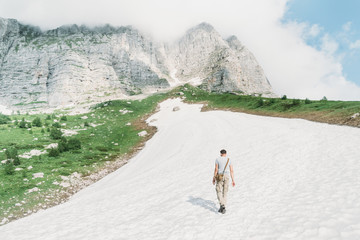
[[0, 19, 276, 112]]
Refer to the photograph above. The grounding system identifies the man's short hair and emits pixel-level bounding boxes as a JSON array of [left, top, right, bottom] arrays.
[[220, 149, 227, 154]]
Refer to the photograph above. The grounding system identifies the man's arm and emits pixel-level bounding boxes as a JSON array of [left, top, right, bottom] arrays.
[[212, 163, 218, 185], [230, 165, 235, 187]]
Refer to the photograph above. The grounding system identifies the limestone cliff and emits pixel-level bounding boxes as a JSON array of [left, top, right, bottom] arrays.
[[0, 18, 275, 111]]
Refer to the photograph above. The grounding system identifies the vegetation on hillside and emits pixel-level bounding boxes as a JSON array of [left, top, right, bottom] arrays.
[[179, 84, 360, 127], [0, 93, 167, 224]]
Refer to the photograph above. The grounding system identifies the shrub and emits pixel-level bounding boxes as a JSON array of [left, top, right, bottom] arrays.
[[264, 98, 276, 106], [305, 98, 311, 104], [19, 118, 26, 128], [68, 138, 81, 150], [14, 120, 19, 126], [321, 96, 328, 102], [254, 98, 264, 108], [52, 122, 61, 128], [48, 148, 60, 157], [84, 121, 90, 127], [41, 128, 45, 134], [4, 162, 15, 175], [32, 117, 42, 127], [0, 113, 11, 124], [292, 99, 301, 106], [280, 101, 293, 111], [47, 127, 50, 132], [46, 115, 51, 120], [58, 137, 69, 153], [5, 148, 20, 166], [27, 123, 32, 128], [281, 95, 287, 100], [60, 116, 67, 121], [50, 127, 62, 140], [22, 169, 27, 178]]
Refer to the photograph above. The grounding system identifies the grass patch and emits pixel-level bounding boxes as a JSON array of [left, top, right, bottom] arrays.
[[0, 93, 167, 224], [178, 84, 360, 127]]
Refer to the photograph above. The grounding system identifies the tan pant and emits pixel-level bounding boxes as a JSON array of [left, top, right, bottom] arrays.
[[216, 175, 229, 206]]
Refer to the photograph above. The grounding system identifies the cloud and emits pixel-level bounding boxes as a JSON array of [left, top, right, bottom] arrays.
[[308, 24, 321, 37], [342, 21, 352, 32], [321, 34, 339, 56], [0, 0, 359, 100], [350, 40, 360, 49]]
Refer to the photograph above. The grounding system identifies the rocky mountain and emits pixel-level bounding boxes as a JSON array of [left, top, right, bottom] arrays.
[[0, 18, 275, 112]]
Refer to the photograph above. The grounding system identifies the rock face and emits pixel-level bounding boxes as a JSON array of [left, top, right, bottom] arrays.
[[170, 23, 273, 94], [0, 18, 275, 111]]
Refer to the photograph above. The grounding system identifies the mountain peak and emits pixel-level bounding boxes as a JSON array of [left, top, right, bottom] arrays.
[[186, 22, 216, 35], [195, 22, 215, 31]]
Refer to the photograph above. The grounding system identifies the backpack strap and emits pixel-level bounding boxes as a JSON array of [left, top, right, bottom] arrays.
[[222, 158, 229, 175]]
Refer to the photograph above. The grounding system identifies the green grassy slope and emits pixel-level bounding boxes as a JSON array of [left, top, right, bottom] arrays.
[[0, 93, 167, 224], [180, 84, 360, 127]]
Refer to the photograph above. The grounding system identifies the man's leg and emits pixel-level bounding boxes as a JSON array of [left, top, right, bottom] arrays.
[[216, 180, 224, 207], [222, 175, 230, 207]]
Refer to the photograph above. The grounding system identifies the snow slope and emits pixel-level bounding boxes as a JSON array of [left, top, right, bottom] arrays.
[[1, 98, 360, 240]]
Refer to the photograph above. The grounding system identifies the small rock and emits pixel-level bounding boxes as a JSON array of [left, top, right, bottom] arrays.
[[351, 112, 360, 119], [32, 172, 44, 179], [28, 187, 39, 193], [61, 176, 69, 181], [126, 122, 131, 126], [173, 106, 180, 112], [15, 203, 22, 207], [81, 116, 88, 119], [60, 182, 70, 188], [27, 166, 33, 170], [45, 143, 58, 149], [0, 218, 9, 225], [138, 131, 147, 137], [15, 168, 23, 171], [72, 172, 81, 178]]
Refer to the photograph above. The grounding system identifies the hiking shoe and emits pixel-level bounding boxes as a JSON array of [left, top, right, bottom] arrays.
[[218, 205, 224, 213], [221, 206, 226, 214]]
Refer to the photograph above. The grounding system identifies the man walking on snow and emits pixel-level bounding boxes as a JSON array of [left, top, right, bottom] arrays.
[[212, 149, 235, 214]]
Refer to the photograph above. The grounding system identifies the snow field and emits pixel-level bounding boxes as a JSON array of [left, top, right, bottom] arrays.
[[1, 98, 360, 240]]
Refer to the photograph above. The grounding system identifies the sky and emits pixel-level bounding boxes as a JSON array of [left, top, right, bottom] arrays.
[[0, 0, 359, 100]]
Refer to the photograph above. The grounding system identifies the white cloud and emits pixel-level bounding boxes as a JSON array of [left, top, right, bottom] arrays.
[[309, 24, 321, 37], [321, 34, 339, 56], [0, 0, 359, 100], [342, 21, 352, 32], [350, 40, 360, 49]]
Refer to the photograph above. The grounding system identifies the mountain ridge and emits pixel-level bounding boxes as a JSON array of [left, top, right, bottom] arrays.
[[0, 17, 275, 112]]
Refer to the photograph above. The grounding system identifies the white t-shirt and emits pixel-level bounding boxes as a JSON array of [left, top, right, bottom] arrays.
[[215, 156, 232, 175]]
